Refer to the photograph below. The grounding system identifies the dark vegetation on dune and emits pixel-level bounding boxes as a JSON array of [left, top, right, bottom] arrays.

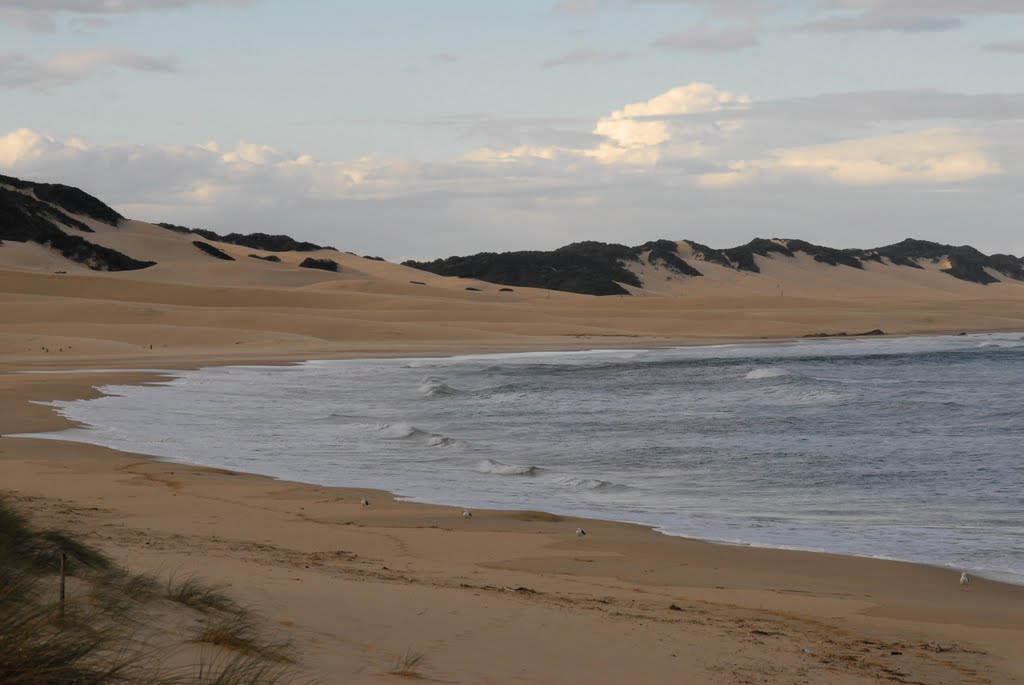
[[298, 257, 339, 272], [0, 188, 155, 272], [158, 223, 335, 253], [192, 241, 235, 261], [4, 173, 1022, 295], [405, 237, 1024, 296], [0, 174, 123, 225], [403, 241, 660, 296], [0, 494, 303, 684]]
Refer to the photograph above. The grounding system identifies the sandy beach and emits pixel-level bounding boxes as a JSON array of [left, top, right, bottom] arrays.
[[2, 359, 1024, 684], [3, 220, 1024, 683]]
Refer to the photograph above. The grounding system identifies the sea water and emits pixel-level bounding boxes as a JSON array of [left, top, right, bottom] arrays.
[[22, 334, 1024, 583]]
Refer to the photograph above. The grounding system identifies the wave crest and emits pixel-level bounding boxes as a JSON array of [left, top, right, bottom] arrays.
[[427, 435, 467, 448], [375, 422, 424, 439], [553, 476, 626, 492], [476, 459, 541, 476], [745, 367, 790, 380], [419, 376, 461, 397]]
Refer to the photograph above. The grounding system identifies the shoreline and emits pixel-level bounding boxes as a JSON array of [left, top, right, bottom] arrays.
[[7, 333, 1024, 586], [3, 339, 1024, 683]]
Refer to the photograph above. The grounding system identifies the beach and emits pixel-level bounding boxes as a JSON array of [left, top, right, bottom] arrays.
[[3, 354, 1024, 684], [3, 225, 1024, 683]]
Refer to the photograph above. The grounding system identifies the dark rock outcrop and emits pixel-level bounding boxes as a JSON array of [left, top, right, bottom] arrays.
[[249, 254, 282, 263], [804, 329, 886, 338], [299, 257, 339, 272]]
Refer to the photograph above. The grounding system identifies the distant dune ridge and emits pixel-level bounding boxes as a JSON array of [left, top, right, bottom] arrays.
[[405, 237, 1024, 295], [2, 173, 1024, 300]]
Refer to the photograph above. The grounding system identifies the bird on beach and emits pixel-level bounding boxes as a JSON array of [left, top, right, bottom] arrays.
[[360, 498, 369, 507], [576, 527, 586, 539], [462, 510, 473, 519], [960, 571, 970, 590]]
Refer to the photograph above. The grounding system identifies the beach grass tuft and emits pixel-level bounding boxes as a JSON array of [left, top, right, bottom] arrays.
[[166, 574, 242, 614], [0, 493, 306, 685], [388, 647, 427, 679], [193, 612, 294, 663]]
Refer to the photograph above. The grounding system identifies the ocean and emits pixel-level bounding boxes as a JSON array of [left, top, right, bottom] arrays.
[[23, 333, 1024, 583]]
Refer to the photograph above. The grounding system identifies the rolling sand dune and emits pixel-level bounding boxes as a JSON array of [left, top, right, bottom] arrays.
[[2, 216, 1024, 367], [3, 206, 1024, 683]]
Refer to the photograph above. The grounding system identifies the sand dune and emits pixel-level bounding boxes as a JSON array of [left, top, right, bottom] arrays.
[[3, 215, 1024, 367]]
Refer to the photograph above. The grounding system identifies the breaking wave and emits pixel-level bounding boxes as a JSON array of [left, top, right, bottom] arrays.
[[745, 367, 790, 380], [375, 422, 426, 439], [552, 476, 627, 492], [427, 435, 467, 448], [476, 459, 542, 476], [419, 376, 461, 397], [376, 422, 465, 447]]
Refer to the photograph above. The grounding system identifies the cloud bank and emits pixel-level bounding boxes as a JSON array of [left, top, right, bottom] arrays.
[[1, 81, 1018, 257], [0, 0, 254, 32], [0, 49, 176, 89]]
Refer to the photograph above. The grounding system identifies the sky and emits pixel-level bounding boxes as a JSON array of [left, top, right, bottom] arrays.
[[1, 1, 1023, 260]]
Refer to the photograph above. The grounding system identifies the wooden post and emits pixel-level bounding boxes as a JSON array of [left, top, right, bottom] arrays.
[[59, 552, 66, 622]]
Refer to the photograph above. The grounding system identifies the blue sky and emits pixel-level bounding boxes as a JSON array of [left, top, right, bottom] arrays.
[[2, 1, 1023, 258]]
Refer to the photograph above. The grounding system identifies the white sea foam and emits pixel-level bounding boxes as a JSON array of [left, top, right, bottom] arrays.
[[745, 367, 790, 380], [419, 375, 460, 397], [476, 459, 541, 476], [552, 476, 626, 492], [427, 435, 467, 448], [376, 422, 464, 447], [375, 422, 424, 439]]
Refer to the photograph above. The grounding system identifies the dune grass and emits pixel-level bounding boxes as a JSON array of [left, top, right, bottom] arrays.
[[165, 574, 241, 614], [0, 493, 310, 685], [192, 612, 294, 663], [388, 648, 427, 679]]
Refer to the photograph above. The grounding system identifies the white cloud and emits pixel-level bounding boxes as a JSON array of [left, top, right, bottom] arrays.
[[0, 0, 254, 32], [0, 49, 176, 89], [1, 82, 1019, 259], [588, 82, 750, 164], [462, 146, 560, 164], [0, 128, 87, 166], [984, 40, 1024, 54], [651, 27, 759, 52], [793, 0, 1024, 33], [542, 48, 635, 69], [700, 128, 1002, 187]]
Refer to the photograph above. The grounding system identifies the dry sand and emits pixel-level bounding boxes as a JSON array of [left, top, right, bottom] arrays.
[[2, 220, 1024, 683]]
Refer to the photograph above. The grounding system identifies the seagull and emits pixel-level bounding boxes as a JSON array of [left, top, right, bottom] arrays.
[[960, 571, 970, 591], [360, 498, 369, 506], [462, 510, 473, 519], [576, 527, 586, 539]]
